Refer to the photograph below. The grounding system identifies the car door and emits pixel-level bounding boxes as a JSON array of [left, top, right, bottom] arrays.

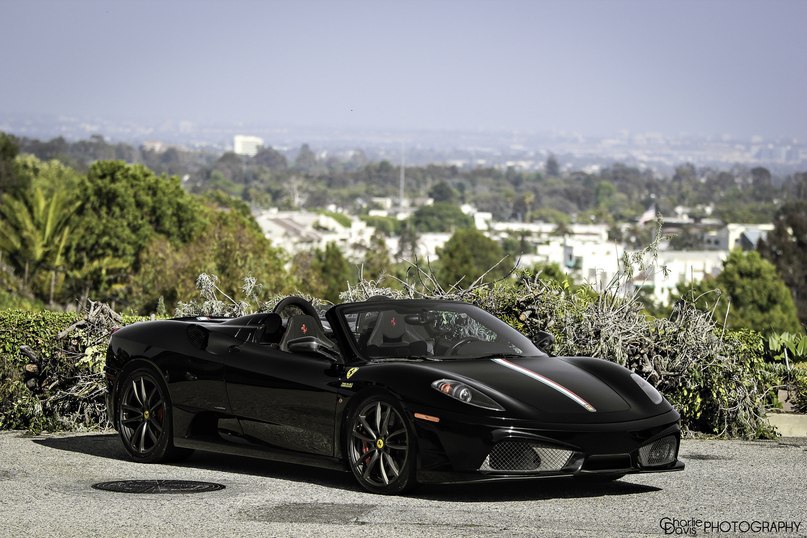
[[224, 342, 342, 456], [134, 322, 240, 438]]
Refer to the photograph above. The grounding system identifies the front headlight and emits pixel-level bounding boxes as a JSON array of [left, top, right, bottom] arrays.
[[431, 379, 504, 411], [630, 373, 663, 404]]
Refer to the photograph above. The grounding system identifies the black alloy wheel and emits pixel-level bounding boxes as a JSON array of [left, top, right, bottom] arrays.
[[346, 395, 417, 494], [116, 367, 191, 463]]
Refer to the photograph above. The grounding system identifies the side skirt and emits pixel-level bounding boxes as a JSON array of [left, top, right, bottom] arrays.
[[174, 435, 348, 472]]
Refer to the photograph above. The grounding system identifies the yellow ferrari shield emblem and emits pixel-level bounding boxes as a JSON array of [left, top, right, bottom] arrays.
[[376, 439, 385, 450], [346, 367, 359, 379]]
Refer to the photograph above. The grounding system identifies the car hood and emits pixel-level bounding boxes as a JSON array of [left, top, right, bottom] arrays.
[[397, 354, 673, 424]]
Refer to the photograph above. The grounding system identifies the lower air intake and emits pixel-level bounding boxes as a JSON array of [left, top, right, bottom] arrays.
[[479, 441, 573, 473], [638, 435, 678, 467]]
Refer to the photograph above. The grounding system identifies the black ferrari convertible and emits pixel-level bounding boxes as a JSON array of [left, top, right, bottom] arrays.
[[105, 296, 683, 494]]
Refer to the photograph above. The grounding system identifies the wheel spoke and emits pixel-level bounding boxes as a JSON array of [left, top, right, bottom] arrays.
[[351, 430, 373, 443], [359, 416, 377, 439], [381, 406, 392, 437], [131, 422, 146, 451], [386, 428, 406, 440], [150, 419, 163, 434], [121, 416, 141, 426], [139, 378, 148, 408], [122, 403, 141, 414], [138, 420, 148, 452], [386, 442, 406, 450], [149, 400, 165, 414], [375, 402, 382, 433], [384, 453, 400, 478], [146, 386, 158, 407], [145, 423, 159, 445], [131, 381, 143, 406], [379, 452, 389, 485], [362, 451, 380, 480]]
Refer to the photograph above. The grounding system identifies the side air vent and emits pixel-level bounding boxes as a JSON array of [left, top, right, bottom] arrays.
[[187, 325, 209, 350]]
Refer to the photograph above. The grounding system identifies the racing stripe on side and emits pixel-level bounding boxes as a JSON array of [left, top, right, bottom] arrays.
[[492, 358, 597, 412]]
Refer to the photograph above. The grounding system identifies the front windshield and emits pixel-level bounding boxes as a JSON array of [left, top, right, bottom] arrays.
[[338, 301, 545, 360]]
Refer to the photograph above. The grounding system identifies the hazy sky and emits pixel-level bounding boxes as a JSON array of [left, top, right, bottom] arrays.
[[2, 0, 806, 139]]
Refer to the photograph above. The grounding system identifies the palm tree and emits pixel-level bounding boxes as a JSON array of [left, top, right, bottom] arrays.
[[0, 187, 80, 304]]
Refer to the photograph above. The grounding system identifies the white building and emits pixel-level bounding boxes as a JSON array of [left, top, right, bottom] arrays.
[[233, 135, 264, 157], [253, 209, 375, 261], [646, 250, 728, 305], [702, 223, 773, 251]]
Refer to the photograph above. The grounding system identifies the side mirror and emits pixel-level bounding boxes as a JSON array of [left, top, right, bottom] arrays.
[[287, 336, 339, 360], [534, 331, 555, 352]]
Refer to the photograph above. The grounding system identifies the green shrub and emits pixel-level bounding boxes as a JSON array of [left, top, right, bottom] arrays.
[[0, 310, 78, 430], [791, 363, 807, 414], [0, 304, 142, 432]]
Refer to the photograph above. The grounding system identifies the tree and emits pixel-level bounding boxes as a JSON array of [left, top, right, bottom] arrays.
[[545, 155, 560, 177], [0, 132, 28, 195], [670, 163, 697, 206], [750, 167, 773, 201], [528, 262, 568, 287], [783, 172, 807, 200], [428, 181, 459, 204], [15, 154, 82, 196], [681, 250, 801, 334], [437, 228, 509, 286], [759, 200, 807, 326], [252, 147, 287, 170], [311, 242, 355, 302], [129, 199, 291, 314], [0, 186, 79, 303], [361, 231, 391, 281], [289, 251, 327, 299], [293, 144, 318, 174], [211, 152, 246, 184], [396, 220, 420, 261], [412, 202, 472, 232], [69, 161, 205, 304]]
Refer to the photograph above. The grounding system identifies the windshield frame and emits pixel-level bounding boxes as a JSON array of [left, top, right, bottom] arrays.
[[329, 299, 545, 362]]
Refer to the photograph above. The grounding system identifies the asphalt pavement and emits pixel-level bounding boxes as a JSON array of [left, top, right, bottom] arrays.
[[0, 431, 804, 537]]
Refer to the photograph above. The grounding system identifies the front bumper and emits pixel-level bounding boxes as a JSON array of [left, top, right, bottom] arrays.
[[407, 405, 684, 484]]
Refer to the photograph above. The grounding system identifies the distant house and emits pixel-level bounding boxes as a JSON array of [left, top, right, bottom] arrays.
[[253, 209, 374, 262], [702, 223, 773, 251]]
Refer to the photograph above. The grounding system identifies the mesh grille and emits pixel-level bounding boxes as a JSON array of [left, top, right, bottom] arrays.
[[479, 441, 573, 472], [187, 325, 209, 349], [638, 435, 678, 467]]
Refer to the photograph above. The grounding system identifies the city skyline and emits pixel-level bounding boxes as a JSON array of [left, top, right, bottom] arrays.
[[2, 0, 806, 141]]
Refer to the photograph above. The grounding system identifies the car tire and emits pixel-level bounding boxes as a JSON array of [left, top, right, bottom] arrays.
[[116, 366, 193, 463], [345, 394, 417, 495]]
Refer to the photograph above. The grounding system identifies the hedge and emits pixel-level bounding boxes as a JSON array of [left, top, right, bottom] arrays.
[[0, 305, 141, 432]]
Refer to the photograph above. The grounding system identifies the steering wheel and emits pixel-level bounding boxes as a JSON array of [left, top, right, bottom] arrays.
[[272, 296, 320, 319], [448, 337, 480, 356]]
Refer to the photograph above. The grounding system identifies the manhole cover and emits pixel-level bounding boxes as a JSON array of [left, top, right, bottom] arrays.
[[92, 480, 225, 494]]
